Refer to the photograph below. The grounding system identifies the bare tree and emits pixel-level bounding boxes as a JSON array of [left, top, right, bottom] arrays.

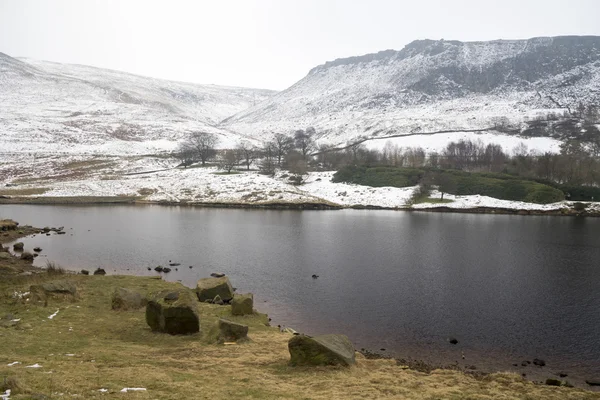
[[182, 132, 218, 166], [175, 142, 196, 168], [218, 149, 239, 173], [259, 141, 277, 176], [294, 128, 316, 160], [348, 142, 365, 165], [272, 133, 294, 166], [237, 141, 258, 171], [285, 151, 307, 184]]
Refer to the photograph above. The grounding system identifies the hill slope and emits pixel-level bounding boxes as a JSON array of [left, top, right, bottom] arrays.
[[0, 53, 275, 155], [222, 36, 600, 149]]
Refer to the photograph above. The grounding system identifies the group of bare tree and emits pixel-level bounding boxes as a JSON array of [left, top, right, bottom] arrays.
[[175, 132, 218, 167], [174, 128, 318, 175], [174, 122, 600, 188]]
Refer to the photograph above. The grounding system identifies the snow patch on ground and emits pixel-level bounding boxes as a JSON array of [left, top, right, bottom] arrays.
[[3, 154, 598, 212], [120, 388, 146, 393], [362, 131, 561, 154], [303, 172, 414, 208], [413, 190, 572, 211]]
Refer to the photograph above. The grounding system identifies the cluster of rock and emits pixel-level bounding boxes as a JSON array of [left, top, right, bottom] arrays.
[[41, 226, 66, 235], [135, 276, 255, 341], [13, 266, 359, 372], [107, 274, 356, 367]]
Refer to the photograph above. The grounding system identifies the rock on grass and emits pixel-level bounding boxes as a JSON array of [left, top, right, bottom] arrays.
[[146, 290, 199, 335], [111, 288, 146, 310], [196, 276, 234, 302], [231, 293, 254, 316], [288, 334, 356, 366]]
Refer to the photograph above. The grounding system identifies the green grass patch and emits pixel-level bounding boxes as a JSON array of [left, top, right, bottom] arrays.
[[414, 197, 455, 204], [333, 166, 565, 204]]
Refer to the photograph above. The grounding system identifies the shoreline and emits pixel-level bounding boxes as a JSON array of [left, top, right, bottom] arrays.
[[1, 196, 598, 216], [2, 220, 600, 396]]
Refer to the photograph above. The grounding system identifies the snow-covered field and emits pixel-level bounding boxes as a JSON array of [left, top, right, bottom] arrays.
[[361, 131, 561, 154], [2, 155, 597, 213]]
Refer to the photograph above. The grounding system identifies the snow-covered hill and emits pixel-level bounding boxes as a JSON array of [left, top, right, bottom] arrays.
[[0, 53, 275, 155], [223, 36, 600, 150]]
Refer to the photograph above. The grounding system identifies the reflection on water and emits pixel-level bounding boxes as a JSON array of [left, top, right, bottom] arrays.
[[3, 204, 600, 384]]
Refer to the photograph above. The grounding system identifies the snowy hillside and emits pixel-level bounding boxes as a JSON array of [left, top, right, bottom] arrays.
[[0, 53, 275, 155], [223, 36, 600, 151]]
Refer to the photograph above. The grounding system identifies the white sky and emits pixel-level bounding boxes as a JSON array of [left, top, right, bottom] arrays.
[[1, 0, 600, 90]]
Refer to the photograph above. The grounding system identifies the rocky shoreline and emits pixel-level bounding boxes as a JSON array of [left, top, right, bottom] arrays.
[[1, 218, 600, 396]]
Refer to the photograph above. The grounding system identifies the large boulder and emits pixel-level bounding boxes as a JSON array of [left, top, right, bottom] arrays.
[[288, 334, 356, 366], [13, 242, 24, 251], [145, 290, 200, 335], [196, 276, 234, 302], [218, 318, 249, 343], [111, 288, 146, 310], [231, 293, 254, 316]]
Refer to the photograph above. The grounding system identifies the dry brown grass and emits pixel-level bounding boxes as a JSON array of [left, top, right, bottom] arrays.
[[0, 187, 49, 196], [0, 196, 138, 204], [0, 275, 598, 400], [61, 159, 116, 171]]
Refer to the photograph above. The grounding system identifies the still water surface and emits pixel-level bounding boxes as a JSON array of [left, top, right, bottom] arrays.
[[3, 205, 600, 383]]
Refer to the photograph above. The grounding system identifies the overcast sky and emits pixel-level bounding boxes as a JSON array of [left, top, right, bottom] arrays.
[[1, 0, 600, 90]]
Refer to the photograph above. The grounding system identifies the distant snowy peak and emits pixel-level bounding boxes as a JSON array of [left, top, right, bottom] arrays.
[[223, 36, 600, 147], [0, 52, 276, 154]]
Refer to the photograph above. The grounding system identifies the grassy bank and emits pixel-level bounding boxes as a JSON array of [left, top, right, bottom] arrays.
[[0, 272, 597, 398], [332, 166, 565, 204]]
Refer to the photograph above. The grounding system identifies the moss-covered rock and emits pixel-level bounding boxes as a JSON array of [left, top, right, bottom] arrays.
[[196, 276, 234, 302], [13, 242, 24, 251], [20, 252, 34, 262], [111, 288, 146, 310], [32, 280, 77, 295], [288, 334, 356, 367], [218, 318, 249, 343], [231, 293, 254, 316], [145, 290, 199, 335]]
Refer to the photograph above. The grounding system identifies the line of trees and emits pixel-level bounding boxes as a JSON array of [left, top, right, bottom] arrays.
[[174, 125, 600, 189], [174, 128, 319, 176]]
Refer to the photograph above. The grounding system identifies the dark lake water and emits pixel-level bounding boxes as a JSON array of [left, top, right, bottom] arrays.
[[3, 204, 600, 386]]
